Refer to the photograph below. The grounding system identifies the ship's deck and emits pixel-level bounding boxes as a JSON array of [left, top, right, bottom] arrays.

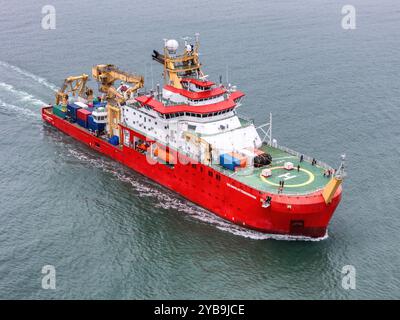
[[212, 144, 334, 195]]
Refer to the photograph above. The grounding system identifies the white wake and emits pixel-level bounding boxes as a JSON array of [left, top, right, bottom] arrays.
[[0, 98, 39, 119], [0, 82, 46, 106], [0, 61, 58, 92]]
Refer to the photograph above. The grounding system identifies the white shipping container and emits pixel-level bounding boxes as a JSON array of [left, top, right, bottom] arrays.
[[74, 101, 88, 109]]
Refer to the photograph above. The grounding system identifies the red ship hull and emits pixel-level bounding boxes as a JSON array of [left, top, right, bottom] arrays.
[[42, 107, 341, 239]]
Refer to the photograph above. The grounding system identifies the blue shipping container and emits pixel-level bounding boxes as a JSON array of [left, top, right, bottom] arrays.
[[77, 118, 87, 128], [67, 104, 82, 121], [219, 153, 240, 171]]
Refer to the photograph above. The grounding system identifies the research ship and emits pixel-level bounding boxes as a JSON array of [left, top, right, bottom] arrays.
[[41, 34, 345, 239]]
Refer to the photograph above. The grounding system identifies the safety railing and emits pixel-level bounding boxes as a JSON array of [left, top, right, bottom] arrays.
[[271, 143, 335, 171]]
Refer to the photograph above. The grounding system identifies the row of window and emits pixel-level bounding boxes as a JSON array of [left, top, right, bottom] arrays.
[[125, 108, 158, 123], [193, 84, 211, 90], [93, 115, 106, 121], [187, 94, 223, 104], [126, 104, 235, 124], [164, 108, 234, 119]]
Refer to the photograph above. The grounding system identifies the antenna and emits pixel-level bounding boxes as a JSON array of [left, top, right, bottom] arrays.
[[269, 112, 272, 146], [181, 36, 191, 46], [144, 63, 147, 93], [151, 62, 154, 90], [226, 64, 229, 86]]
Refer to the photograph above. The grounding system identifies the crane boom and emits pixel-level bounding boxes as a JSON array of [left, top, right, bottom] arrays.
[[92, 64, 144, 100], [55, 74, 93, 106], [92, 64, 144, 138]]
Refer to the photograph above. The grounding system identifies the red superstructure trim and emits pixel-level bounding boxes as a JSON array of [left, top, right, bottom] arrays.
[[229, 90, 245, 101], [181, 78, 214, 87], [42, 106, 342, 239], [164, 85, 226, 100], [135, 95, 236, 114]]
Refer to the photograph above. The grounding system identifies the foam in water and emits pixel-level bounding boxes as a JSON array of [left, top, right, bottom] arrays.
[[0, 61, 58, 92], [0, 98, 39, 119], [0, 82, 46, 106], [65, 148, 327, 241]]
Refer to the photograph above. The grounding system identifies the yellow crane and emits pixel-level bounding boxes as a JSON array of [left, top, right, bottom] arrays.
[[92, 64, 144, 137], [55, 74, 93, 106]]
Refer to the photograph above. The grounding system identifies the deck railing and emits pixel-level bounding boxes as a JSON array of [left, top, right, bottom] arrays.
[[271, 143, 335, 171]]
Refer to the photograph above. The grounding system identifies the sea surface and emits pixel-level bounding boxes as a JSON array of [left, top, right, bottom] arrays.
[[0, 0, 399, 299]]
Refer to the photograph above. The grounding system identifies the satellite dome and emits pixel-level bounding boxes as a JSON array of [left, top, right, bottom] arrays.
[[165, 39, 179, 52]]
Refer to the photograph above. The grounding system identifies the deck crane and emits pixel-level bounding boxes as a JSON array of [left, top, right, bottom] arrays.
[[91, 64, 144, 137], [55, 74, 93, 106]]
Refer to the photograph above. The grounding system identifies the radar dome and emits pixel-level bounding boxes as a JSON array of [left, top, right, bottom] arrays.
[[165, 39, 179, 52]]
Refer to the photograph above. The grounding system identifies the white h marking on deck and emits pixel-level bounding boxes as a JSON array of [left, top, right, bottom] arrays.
[[278, 173, 297, 181]]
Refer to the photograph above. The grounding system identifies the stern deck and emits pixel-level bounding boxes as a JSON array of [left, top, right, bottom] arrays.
[[212, 144, 334, 195]]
